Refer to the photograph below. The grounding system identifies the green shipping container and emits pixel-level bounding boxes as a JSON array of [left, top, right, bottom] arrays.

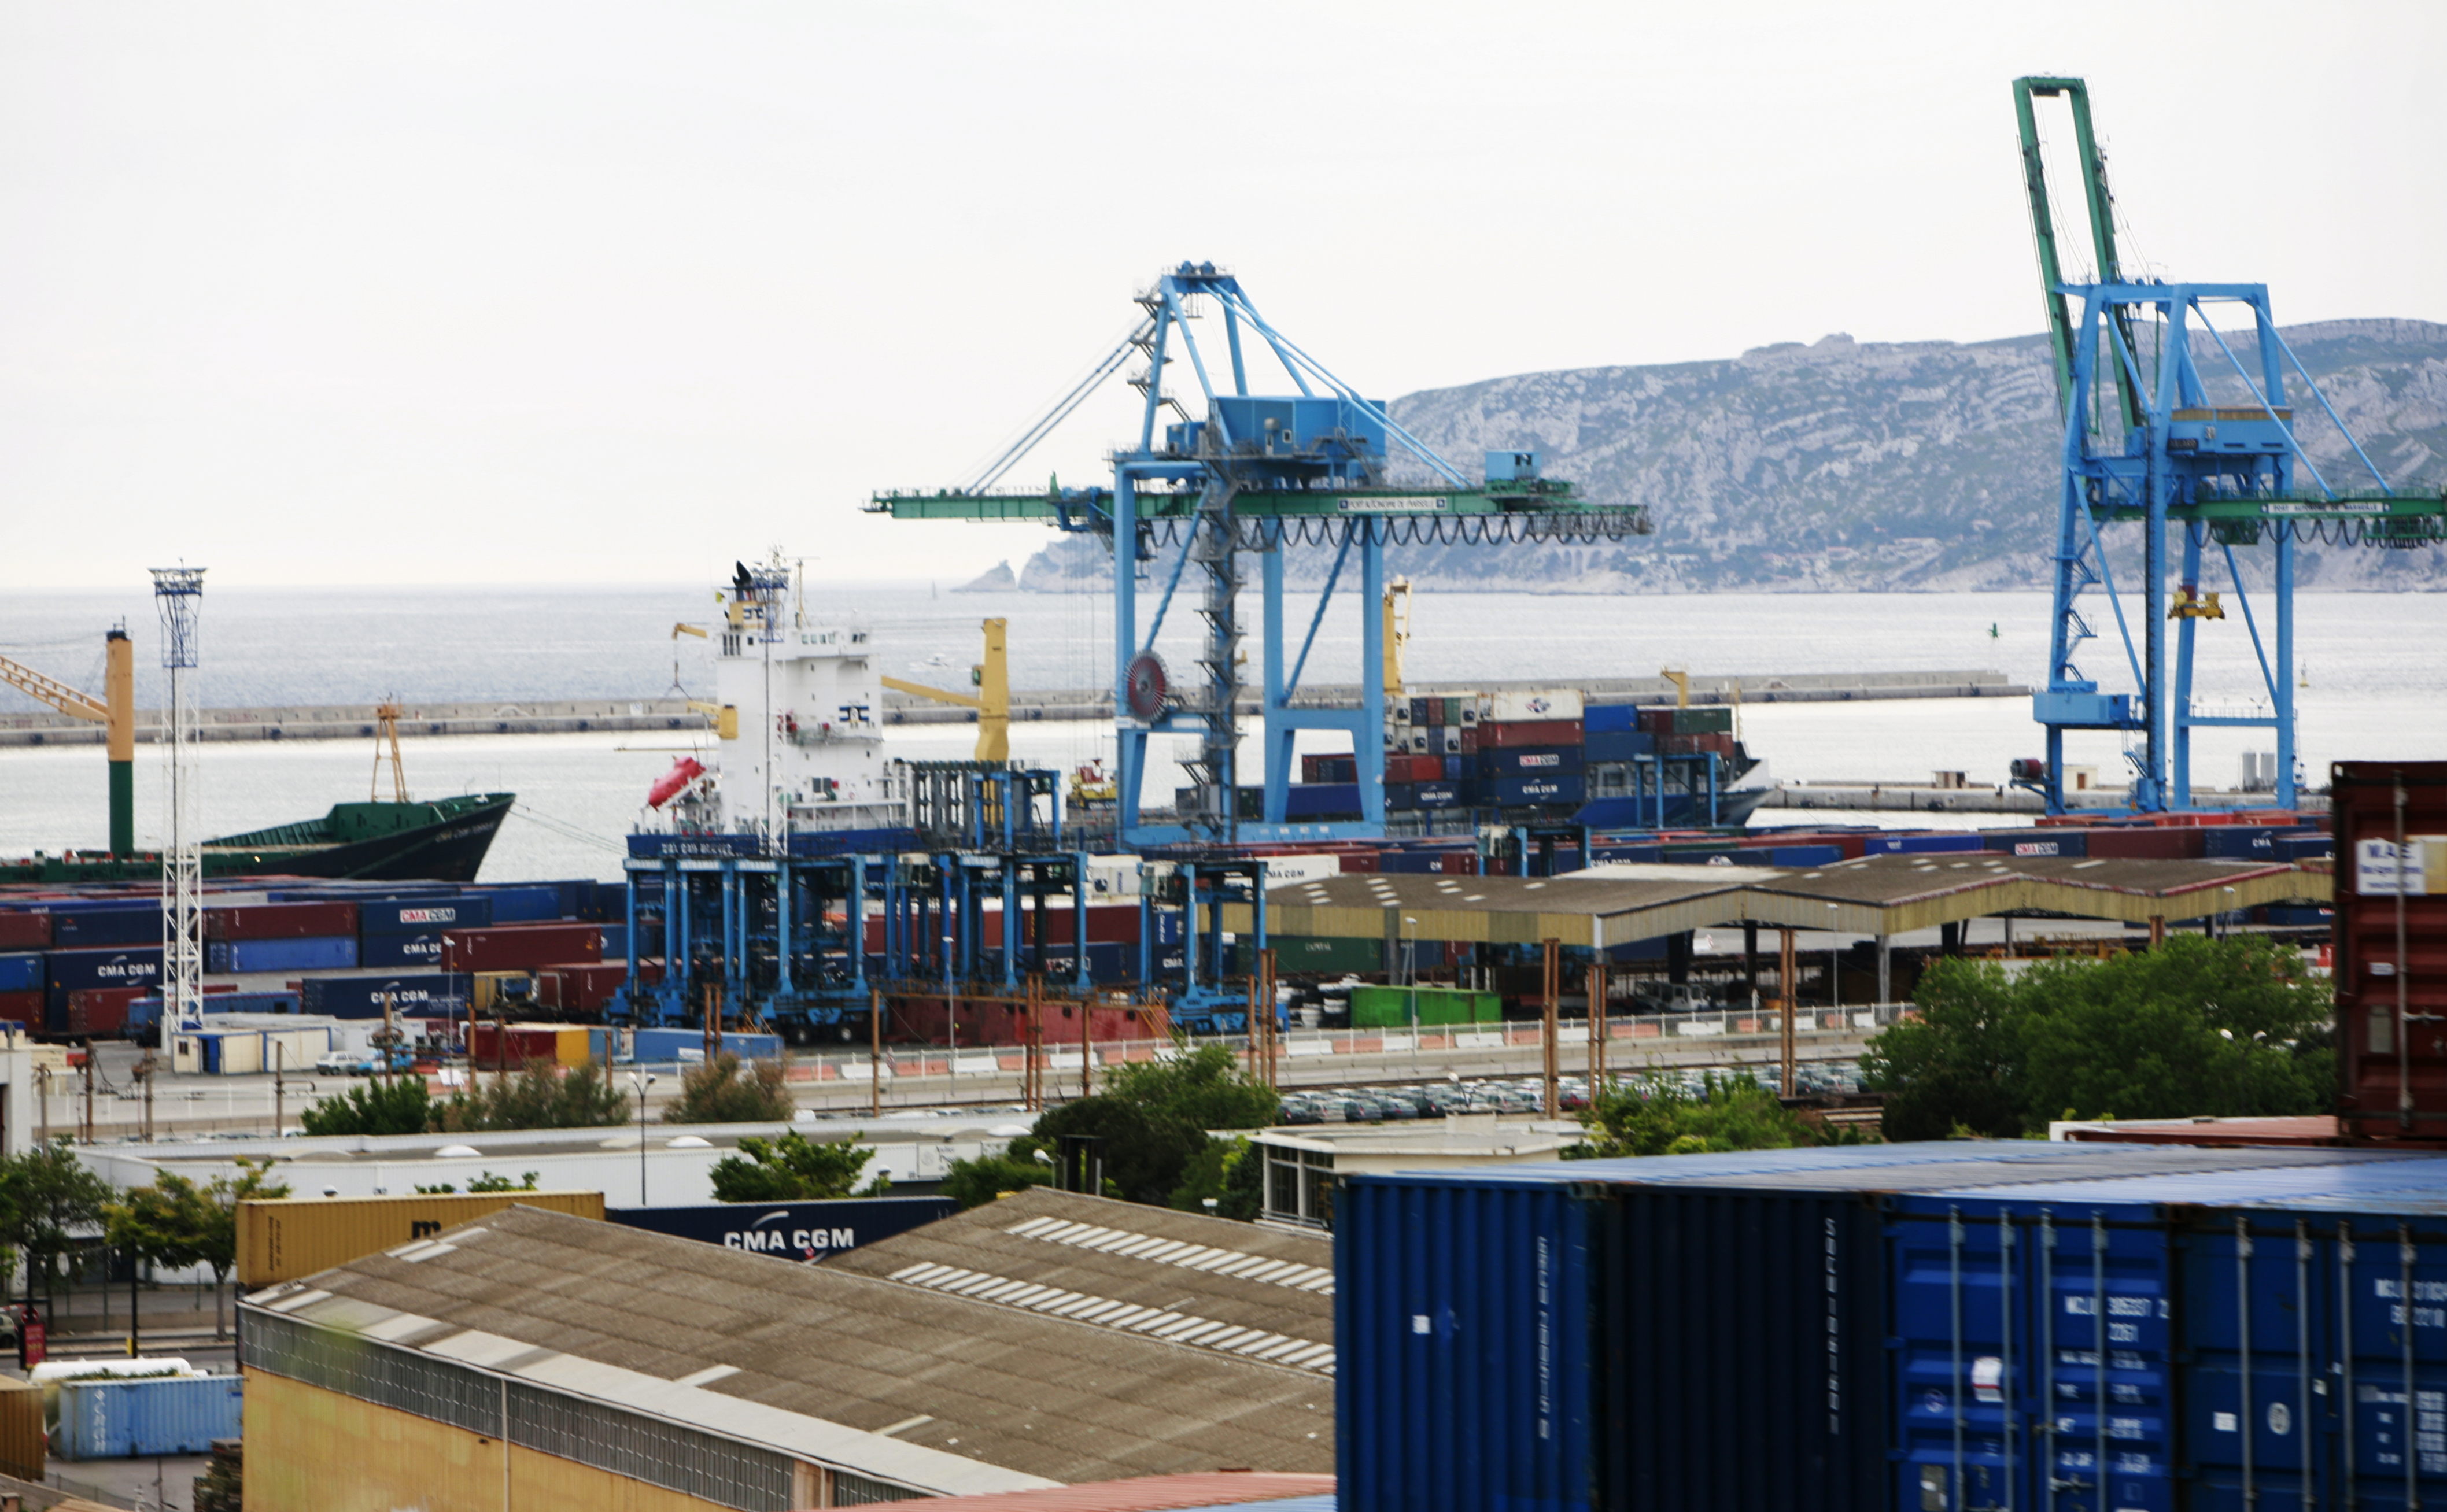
[[1668, 706, 1733, 734], [1349, 985, 1501, 1029], [1235, 935, 1383, 977]]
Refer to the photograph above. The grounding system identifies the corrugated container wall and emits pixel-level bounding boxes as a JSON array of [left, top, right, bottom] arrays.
[[0, 1378, 41, 1481], [236, 1191, 606, 1288], [2331, 761, 2447, 1140], [1336, 1174, 1592, 1512], [56, 1374, 244, 1459]]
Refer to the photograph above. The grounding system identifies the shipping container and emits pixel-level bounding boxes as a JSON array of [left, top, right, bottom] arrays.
[[2333, 761, 2447, 1140], [1413, 782, 1464, 809], [0, 1377, 39, 1481], [1581, 703, 1640, 734], [0, 913, 50, 949], [0, 990, 38, 1029], [64, 988, 141, 1038], [171, 1025, 331, 1077], [204, 901, 357, 942], [0, 952, 40, 994], [1348, 985, 1500, 1028], [357, 895, 492, 936], [628, 1027, 783, 1062], [606, 1196, 954, 1258], [1265, 934, 1383, 977], [357, 930, 445, 968], [1287, 783, 1364, 820], [46, 905, 159, 948], [1341, 1144, 2447, 1512], [45, 947, 163, 999], [56, 1374, 243, 1459], [2086, 826, 2209, 860], [477, 884, 565, 923], [470, 1021, 595, 1068], [1582, 730, 1654, 763], [235, 1191, 607, 1288], [1488, 774, 1584, 807], [1486, 687, 1583, 722], [1980, 829, 2091, 859], [1863, 832, 1988, 856], [1768, 844, 1844, 867], [296, 972, 468, 1019], [220, 935, 357, 974], [1478, 746, 1585, 777], [1478, 719, 1584, 751], [536, 959, 660, 1014], [440, 922, 604, 974]]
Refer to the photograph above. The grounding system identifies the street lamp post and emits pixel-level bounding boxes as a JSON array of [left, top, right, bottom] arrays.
[[1827, 903, 1840, 1009], [630, 1073, 656, 1204]]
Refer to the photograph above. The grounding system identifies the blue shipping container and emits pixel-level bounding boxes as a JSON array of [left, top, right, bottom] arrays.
[[48, 906, 160, 947], [1479, 746, 1584, 777], [1581, 703, 1640, 734], [223, 935, 356, 974], [1414, 782, 1464, 809], [600, 923, 628, 959], [1865, 832, 1988, 856], [297, 972, 467, 1018], [1340, 1144, 2447, 1512], [1385, 783, 1415, 812], [1981, 829, 2091, 859], [1489, 774, 1584, 807], [1287, 783, 1363, 819], [0, 952, 39, 993], [1583, 729, 1655, 762], [359, 895, 492, 935], [479, 885, 563, 923], [607, 1196, 955, 1258], [46, 946, 164, 995], [359, 931, 445, 968], [628, 1027, 784, 1062], [57, 1373, 245, 1459]]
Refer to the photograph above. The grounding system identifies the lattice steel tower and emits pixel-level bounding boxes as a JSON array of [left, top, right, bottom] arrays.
[[152, 566, 206, 1043]]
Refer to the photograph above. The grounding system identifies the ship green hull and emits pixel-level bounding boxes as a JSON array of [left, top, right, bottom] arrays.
[[0, 793, 512, 886]]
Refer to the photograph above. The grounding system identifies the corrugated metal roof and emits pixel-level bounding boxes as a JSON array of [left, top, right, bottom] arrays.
[[256, 1204, 1334, 1488], [826, 1190, 1336, 1374], [838, 1471, 1334, 1512]]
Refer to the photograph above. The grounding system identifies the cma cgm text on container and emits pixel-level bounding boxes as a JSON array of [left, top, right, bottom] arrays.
[[1337, 1143, 2447, 1512]]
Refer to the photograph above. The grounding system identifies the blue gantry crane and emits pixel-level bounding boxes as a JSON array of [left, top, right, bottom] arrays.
[[871, 262, 1648, 849], [2012, 78, 2447, 814]]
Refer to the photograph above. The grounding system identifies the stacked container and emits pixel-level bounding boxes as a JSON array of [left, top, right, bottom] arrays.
[[1338, 1143, 2447, 1512]]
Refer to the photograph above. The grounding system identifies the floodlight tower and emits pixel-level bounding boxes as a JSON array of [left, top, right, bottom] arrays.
[[152, 567, 206, 1044]]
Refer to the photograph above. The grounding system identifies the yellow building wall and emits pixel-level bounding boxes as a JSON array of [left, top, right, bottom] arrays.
[[243, 1369, 745, 1512]]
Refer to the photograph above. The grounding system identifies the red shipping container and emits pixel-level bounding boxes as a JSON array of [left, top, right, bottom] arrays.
[[0, 989, 38, 1027], [537, 959, 663, 1014], [441, 923, 604, 973], [1387, 754, 1445, 783], [1658, 732, 1738, 757], [1478, 719, 1582, 751], [2085, 827, 2206, 860], [468, 1022, 573, 1066], [206, 901, 359, 941], [2332, 762, 2447, 1141], [66, 987, 142, 1038], [0, 913, 50, 948], [1337, 852, 1382, 874]]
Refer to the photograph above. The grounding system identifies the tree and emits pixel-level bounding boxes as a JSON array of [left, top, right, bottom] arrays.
[[1167, 1135, 1263, 1219], [1577, 1074, 1828, 1158], [665, 1053, 793, 1123], [434, 1060, 629, 1132], [707, 1132, 887, 1202], [415, 1170, 540, 1195], [940, 1152, 1053, 1210], [0, 1143, 112, 1309], [1027, 1043, 1279, 1208], [298, 1078, 434, 1137], [1861, 934, 2334, 1138]]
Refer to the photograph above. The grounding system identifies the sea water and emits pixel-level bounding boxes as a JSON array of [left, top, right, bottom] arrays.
[[2, 583, 2441, 881]]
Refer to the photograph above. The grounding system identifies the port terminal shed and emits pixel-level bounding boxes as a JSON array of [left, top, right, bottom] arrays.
[[1226, 853, 2327, 997], [238, 1192, 1333, 1511]]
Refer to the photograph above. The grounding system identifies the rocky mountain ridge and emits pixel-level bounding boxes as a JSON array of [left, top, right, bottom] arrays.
[[1017, 319, 2447, 592]]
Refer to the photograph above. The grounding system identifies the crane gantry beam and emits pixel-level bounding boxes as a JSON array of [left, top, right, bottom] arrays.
[[871, 262, 1648, 851]]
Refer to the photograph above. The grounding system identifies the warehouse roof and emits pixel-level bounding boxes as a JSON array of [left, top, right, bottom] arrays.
[[879, 1470, 1337, 1512], [824, 1189, 1336, 1374], [243, 1204, 1334, 1491], [1223, 854, 2326, 942]]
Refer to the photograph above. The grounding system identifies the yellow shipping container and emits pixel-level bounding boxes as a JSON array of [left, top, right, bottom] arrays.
[[237, 1191, 605, 1289], [471, 971, 533, 1013], [0, 1377, 42, 1483]]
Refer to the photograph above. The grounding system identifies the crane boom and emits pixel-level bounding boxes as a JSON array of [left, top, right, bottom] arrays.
[[0, 653, 106, 723]]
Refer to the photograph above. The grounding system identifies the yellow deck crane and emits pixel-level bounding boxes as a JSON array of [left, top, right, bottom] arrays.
[[881, 618, 1010, 762], [0, 629, 138, 854], [1382, 578, 1412, 703]]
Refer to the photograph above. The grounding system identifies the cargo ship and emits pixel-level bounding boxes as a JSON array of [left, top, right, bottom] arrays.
[[0, 794, 513, 886], [1271, 693, 1772, 833]]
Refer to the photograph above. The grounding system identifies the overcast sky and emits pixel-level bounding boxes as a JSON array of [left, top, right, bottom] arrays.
[[3, 1, 2440, 590]]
